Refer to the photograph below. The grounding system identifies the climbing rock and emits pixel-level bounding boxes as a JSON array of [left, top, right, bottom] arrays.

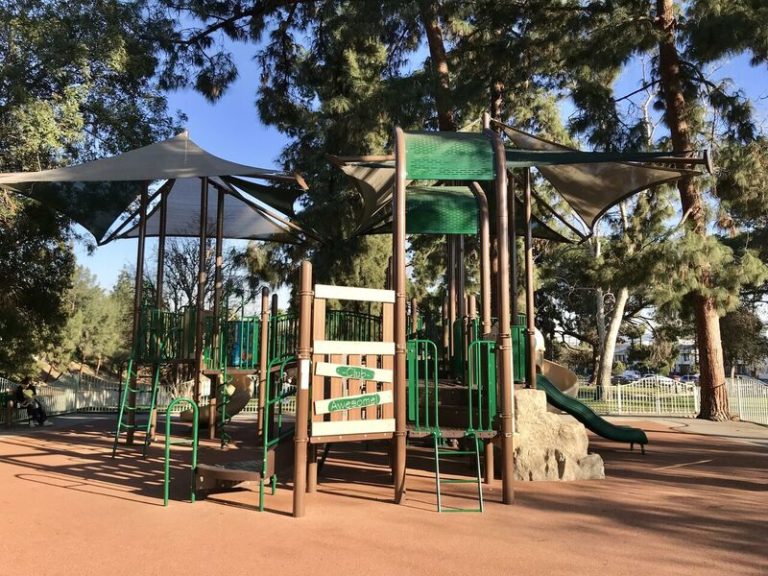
[[513, 389, 605, 481]]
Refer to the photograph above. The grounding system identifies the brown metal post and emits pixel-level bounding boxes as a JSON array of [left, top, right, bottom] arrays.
[[510, 177, 519, 322], [156, 188, 168, 309], [149, 184, 168, 442], [524, 168, 537, 390], [393, 127, 408, 504], [486, 127, 515, 504], [208, 187, 225, 437], [127, 182, 149, 445], [447, 236, 456, 362], [193, 177, 209, 403], [292, 261, 313, 517], [470, 182, 492, 336], [258, 287, 270, 439]]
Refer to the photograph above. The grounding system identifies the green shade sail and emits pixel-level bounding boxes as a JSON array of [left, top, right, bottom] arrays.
[[405, 186, 478, 234], [404, 132, 496, 180]]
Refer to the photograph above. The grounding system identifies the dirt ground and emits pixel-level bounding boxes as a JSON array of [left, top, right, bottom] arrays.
[[0, 414, 765, 576]]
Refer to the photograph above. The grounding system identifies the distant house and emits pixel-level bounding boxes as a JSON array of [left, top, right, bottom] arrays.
[[672, 339, 698, 375]]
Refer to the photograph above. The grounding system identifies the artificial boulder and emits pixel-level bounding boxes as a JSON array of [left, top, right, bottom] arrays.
[[513, 388, 604, 481]]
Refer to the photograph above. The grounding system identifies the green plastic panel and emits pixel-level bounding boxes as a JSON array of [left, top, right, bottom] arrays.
[[405, 132, 496, 181], [406, 186, 478, 234]]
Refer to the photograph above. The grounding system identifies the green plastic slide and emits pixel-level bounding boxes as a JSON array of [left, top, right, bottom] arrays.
[[536, 374, 648, 449]]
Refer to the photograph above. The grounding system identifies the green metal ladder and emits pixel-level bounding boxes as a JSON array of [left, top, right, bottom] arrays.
[[163, 397, 199, 506], [433, 431, 484, 513], [112, 358, 163, 457]]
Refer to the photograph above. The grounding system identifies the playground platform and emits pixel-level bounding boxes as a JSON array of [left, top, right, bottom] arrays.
[[0, 414, 765, 576]]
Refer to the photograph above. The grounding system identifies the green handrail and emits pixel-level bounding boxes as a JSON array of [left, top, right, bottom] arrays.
[[467, 340, 497, 432], [163, 397, 199, 507], [407, 339, 439, 431], [260, 355, 297, 511]]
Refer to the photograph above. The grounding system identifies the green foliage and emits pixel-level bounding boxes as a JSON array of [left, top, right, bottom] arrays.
[[720, 305, 768, 372], [640, 231, 768, 316], [47, 266, 123, 374], [0, 196, 74, 375]]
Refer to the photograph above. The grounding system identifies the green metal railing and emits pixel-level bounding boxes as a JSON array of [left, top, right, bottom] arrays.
[[269, 313, 299, 361], [163, 397, 199, 507], [260, 355, 297, 511], [466, 340, 497, 432], [407, 339, 440, 431], [325, 310, 382, 341]]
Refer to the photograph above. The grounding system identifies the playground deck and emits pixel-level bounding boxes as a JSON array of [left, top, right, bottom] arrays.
[[0, 415, 765, 576]]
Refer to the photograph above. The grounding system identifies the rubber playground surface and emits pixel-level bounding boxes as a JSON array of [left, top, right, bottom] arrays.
[[0, 414, 766, 576]]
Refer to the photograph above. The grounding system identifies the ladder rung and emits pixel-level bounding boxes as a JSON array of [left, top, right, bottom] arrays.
[[439, 478, 477, 484], [441, 507, 483, 513], [437, 450, 477, 456]]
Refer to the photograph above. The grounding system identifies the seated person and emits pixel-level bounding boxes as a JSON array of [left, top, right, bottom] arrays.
[[15, 377, 50, 426]]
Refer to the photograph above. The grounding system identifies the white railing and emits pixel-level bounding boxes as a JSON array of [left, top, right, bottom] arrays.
[[577, 375, 768, 425], [0, 374, 219, 426], [726, 377, 768, 426], [577, 376, 699, 417]]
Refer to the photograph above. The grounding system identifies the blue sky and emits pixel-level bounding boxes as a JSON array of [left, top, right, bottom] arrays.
[[75, 49, 767, 291]]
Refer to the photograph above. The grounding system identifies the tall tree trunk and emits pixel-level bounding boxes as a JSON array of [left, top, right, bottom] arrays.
[[593, 233, 606, 379], [656, 0, 729, 420], [597, 204, 632, 393], [420, 1, 456, 132], [597, 287, 629, 388]]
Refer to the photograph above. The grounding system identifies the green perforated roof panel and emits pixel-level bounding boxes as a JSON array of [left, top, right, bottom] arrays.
[[406, 185, 478, 234], [404, 132, 496, 181]]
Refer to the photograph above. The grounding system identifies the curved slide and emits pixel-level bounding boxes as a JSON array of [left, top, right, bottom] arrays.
[[181, 375, 253, 424], [536, 373, 648, 449]]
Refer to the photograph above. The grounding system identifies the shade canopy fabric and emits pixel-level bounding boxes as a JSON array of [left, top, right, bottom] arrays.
[[329, 159, 573, 241], [0, 132, 307, 243], [494, 121, 694, 229], [106, 176, 305, 244]]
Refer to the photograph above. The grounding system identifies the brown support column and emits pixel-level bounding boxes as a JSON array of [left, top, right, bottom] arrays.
[[393, 127, 408, 504], [149, 185, 168, 442], [292, 261, 313, 517], [470, 182, 492, 336], [208, 187, 225, 438], [447, 236, 456, 363], [510, 177, 519, 322], [258, 287, 270, 439], [486, 123, 515, 504], [524, 169, 537, 390], [193, 177, 209, 403], [127, 182, 149, 445]]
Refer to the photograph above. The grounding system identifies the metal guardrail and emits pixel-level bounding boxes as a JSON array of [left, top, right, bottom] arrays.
[[727, 377, 768, 426], [577, 375, 768, 425]]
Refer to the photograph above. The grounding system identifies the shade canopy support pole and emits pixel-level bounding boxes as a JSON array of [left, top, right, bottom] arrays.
[[485, 115, 515, 505], [127, 181, 149, 445], [193, 177, 209, 403], [524, 169, 537, 389], [393, 127, 408, 504], [208, 186, 225, 437], [470, 182, 492, 336]]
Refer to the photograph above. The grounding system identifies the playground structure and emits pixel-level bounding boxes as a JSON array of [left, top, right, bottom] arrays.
[[0, 117, 716, 516]]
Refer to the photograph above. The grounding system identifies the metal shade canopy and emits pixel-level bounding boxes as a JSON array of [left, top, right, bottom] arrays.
[[494, 121, 700, 229], [0, 131, 307, 243], [105, 176, 307, 244]]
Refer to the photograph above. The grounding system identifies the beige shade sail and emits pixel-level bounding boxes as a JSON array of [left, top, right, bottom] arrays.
[[106, 176, 306, 244], [494, 121, 695, 229], [0, 131, 306, 243]]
